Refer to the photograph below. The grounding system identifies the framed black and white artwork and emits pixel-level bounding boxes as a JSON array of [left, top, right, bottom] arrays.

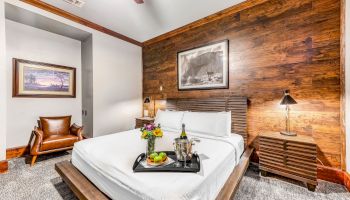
[[177, 40, 229, 90]]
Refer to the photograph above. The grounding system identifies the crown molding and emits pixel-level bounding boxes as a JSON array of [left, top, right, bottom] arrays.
[[20, 0, 143, 47]]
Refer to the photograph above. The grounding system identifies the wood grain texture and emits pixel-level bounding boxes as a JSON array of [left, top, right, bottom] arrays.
[[143, 0, 270, 46], [6, 145, 30, 160], [344, 172, 350, 191], [143, 0, 342, 168], [20, 0, 142, 47], [135, 117, 155, 128], [317, 165, 350, 190], [317, 165, 344, 184], [259, 132, 317, 190], [0, 160, 8, 174], [55, 161, 110, 200], [339, 0, 346, 171]]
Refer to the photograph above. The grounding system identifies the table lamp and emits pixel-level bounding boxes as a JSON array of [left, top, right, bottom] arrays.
[[144, 97, 150, 117], [280, 90, 297, 136]]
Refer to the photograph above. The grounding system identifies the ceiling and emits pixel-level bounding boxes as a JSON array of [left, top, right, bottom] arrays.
[[41, 0, 245, 42]]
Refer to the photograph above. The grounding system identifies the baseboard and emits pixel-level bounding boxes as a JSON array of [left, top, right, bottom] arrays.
[[344, 172, 350, 192], [0, 160, 8, 174], [317, 165, 344, 185], [6, 145, 30, 160], [252, 161, 348, 190]]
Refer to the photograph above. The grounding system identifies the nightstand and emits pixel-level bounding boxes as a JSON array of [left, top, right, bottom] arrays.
[[135, 117, 154, 128], [259, 132, 317, 191]]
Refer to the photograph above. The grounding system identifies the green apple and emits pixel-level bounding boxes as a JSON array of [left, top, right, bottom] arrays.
[[159, 152, 167, 159], [150, 153, 158, 160], [154, 156, 163, 163]]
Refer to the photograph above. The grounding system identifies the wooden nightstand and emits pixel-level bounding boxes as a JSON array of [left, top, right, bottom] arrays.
[[135, 117, 154, 128], [259, 132, 317, 191]]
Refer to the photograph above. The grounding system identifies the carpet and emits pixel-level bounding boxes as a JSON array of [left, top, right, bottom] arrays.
[[0, 152, 349, 200]]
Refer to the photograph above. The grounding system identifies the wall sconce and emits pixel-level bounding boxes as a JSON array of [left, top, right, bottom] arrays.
[[143, 97, 150, 117]]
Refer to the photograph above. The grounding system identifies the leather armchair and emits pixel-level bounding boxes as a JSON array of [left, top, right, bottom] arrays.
[[30, 116, 83, 166]]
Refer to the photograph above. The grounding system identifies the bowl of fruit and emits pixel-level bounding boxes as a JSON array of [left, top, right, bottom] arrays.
[[147, 152, 168, 166]]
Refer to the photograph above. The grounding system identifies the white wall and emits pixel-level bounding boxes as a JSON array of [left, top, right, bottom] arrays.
[[0, 0, 7, 160], [5, 19, 82, 148], [0, 0, 142, 158], [93, 32, 142, 137], [346, 0, 350, 173], [81, 35, 93, 138]]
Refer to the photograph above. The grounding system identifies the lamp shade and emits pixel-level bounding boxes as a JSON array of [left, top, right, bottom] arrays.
[[280, 90, 297, 105], [144, 97, 151, 104]]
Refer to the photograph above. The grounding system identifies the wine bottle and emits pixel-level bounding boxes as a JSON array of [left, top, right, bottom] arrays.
[[180, 123, 187, 139]]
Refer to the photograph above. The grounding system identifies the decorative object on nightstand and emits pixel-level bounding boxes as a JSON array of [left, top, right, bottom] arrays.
[[144, 97, 151, 117], [259, 132, 317, 191], [144, 96, 157, 117], [135, 117, 154, 129], [280, 90, 297, 136]]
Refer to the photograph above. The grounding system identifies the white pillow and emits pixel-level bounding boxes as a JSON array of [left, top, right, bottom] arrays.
[[154, 110, 185, 131], [182, 111, 231, 137]]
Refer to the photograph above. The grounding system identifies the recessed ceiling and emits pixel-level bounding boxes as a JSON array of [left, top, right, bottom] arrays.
[[41, 0, 245, 42]]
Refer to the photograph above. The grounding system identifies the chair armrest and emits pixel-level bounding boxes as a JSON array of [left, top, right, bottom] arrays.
[[70, 123, 84, 141], [31, 127, 44, 155]]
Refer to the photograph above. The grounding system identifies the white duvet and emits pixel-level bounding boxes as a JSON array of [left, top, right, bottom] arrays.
[[72, 129, 244, 200]]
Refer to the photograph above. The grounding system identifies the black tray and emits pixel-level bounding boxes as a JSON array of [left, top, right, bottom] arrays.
[[132, 151, 200, 173]]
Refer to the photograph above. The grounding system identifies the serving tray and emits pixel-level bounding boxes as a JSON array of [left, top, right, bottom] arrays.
[[132, 151, 200, 173]]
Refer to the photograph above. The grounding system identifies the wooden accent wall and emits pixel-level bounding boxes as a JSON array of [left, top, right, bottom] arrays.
[[143, 0, 342, 168]]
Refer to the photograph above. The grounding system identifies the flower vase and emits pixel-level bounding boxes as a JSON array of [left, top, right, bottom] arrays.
[[146, 135, 156, 156]]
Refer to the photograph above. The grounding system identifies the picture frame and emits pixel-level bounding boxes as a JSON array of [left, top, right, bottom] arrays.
[[13, 58, 76, 98], [177, 40, 229, 90]]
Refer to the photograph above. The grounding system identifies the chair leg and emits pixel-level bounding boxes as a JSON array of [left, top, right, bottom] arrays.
[[31, 155, 37, 166]]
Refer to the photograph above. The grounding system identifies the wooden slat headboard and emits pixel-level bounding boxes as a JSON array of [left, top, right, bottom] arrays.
[[165, 96, 248, 147]]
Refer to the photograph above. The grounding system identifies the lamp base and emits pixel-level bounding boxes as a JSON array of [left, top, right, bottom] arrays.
[[280, 131, 297, 136]]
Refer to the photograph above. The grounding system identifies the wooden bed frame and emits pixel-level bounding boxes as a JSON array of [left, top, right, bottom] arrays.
[[55, 97, 253, 200]]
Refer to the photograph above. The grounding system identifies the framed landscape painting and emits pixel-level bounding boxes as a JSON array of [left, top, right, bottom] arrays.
[[177, 40, 229, 90], [13, 58, 76, 98]]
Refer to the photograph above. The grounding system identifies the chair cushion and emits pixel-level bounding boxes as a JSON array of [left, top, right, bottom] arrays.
[[40, 116, 71, 138], [40, 135, 78, 151]]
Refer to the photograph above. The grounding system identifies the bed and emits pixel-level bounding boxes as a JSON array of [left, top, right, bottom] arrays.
[[55, 97, 253, 200]]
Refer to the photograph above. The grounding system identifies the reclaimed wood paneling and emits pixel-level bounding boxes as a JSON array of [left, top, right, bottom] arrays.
[[340, 0, 346, 171], [143, 0, 341, 168]]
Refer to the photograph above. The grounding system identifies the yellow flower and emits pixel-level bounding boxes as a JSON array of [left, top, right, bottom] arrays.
[[153, 128, 163, 137], [141, 130, 148, 139]]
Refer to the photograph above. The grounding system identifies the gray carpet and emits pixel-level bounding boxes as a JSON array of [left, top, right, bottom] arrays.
[[0, 152, 349, 200]]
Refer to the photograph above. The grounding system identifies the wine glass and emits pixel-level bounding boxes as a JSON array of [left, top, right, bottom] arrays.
[[173, 142, 182, 167], [182, 151, 188, 168]]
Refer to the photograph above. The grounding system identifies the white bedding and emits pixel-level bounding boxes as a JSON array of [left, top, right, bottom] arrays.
[[72, 129, 244, 200]]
